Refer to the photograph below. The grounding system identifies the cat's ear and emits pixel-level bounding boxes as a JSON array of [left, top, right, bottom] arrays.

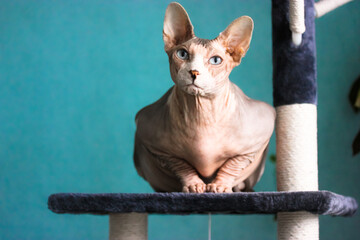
[[163, 3, 194, 52], [217, 16, 254, 65]]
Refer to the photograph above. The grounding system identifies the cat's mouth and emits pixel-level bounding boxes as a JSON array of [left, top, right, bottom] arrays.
[[184, 83, 204, 96], [186, 83, 202, 89]]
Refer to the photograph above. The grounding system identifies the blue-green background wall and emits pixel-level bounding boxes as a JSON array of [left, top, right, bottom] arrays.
[[1, 0, 359, 239]]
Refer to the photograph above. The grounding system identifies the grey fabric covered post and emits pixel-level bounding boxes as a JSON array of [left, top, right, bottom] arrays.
[[272, 0, 317, 107]]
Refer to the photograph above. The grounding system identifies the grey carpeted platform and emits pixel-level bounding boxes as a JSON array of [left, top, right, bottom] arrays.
[[48, 191, 357, 216]]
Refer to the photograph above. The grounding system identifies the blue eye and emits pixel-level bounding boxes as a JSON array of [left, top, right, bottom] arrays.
[[176, 49, 189, 60], [209, 56, 222, 65]]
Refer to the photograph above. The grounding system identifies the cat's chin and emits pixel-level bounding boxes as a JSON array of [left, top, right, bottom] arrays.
[[183, 85, 205, 96]]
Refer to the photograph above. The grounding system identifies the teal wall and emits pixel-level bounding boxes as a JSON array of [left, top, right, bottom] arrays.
[[0, 0, 359, 239]]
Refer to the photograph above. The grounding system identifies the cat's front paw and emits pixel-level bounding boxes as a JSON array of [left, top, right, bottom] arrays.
[[206, 183, 232, 193], [182, 183, 206, 193]]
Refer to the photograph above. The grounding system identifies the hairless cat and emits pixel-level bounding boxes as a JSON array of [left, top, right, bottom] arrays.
[[134, 2, 275, 193]]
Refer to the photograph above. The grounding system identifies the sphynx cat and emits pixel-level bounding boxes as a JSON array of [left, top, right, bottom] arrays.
[[134, 2, 275, 193]]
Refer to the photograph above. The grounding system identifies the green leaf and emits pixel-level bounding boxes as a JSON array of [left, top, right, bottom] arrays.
[[349, 75, 360, 112], [353, 129, 360, 156], [269, 154, 276, 163]]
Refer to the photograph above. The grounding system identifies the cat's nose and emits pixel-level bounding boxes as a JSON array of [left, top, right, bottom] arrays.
[[189, 70, 200, 81]]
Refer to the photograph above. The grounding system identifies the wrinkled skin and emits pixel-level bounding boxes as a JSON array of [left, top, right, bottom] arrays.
[[133, 3, 275, 193]]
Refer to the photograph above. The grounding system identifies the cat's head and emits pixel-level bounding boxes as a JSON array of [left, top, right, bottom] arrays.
[[163, 2, 253, 97]]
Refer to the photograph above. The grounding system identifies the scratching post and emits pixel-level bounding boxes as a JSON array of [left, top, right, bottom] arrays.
[[276, 105, 319, 239], [109, 213, 148, 240], [276, 105, 318, 192], [272, 0, 319, 239]]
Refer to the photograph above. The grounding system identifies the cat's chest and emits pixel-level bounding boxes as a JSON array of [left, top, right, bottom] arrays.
[[168, 122, 247, 168], [174, 124, 247, 177], [186, 129, 236, 158]]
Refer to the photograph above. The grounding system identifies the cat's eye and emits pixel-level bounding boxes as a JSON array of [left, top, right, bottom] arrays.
[[176, 49, 189, 60], [209, 56, 223, 65]]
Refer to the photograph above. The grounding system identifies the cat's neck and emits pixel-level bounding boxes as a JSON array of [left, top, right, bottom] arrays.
[[168, 81, 238, 127]]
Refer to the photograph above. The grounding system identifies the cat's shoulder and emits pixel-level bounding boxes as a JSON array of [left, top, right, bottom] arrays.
[[232, 83, 275, 120], [248, 98, 276, 121], [135, 87, 173, 144], [135, 87, 173, 125], [232, 83, 275, 135]]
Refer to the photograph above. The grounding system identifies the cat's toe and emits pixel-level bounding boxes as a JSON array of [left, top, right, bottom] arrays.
[[206, 183, 217, 193], [182, 186, 190, 193], [183, 183, 206, 193], [195, 183, 206, 193], [206, 183, 232, 193]]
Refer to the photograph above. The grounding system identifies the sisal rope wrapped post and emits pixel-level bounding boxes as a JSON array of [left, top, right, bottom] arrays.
[[272, 0, 319, 239], [289, 0, 305, 45], [276, 105, 319, 239], [109, 213, 148, 240]]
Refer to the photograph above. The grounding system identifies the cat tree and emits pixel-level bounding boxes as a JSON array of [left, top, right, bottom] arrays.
[[48, 0, 357, 239]]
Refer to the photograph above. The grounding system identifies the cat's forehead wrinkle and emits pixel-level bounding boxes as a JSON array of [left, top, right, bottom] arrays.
[[193, 38, 212, 48], [184, 38, 226, 56]]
